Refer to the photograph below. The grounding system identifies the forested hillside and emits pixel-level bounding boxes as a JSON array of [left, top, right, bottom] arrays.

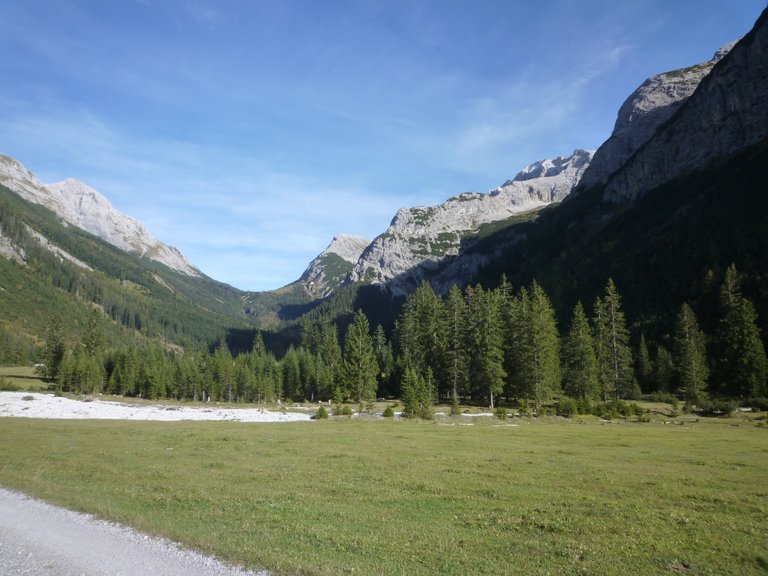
[[0, 184, 252, 354]]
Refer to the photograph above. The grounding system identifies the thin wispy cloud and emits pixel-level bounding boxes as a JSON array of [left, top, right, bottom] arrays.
[[1, 1, 762, 290]]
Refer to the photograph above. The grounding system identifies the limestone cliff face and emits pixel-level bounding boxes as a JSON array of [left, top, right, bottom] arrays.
[[349, 149, 593, 295], [578, 41, 737, 191], [601, 13, 767, 202], [0, 154, 200, 276], [299, 234, 370, 298]]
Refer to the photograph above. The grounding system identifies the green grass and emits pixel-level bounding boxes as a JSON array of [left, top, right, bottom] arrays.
[[0, 417, 766, 575], [0, 366, 49, 391]]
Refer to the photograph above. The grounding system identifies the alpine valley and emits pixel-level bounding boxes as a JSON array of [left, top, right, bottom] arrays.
[[1, 7, 767, 373]]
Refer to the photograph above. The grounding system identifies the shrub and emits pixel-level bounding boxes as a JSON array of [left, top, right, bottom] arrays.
[[450, 394, 461, 416], [698, 398, 738, 416], [494, 406, 508, 420], [315, 405, 329, 420], [555, 398, 578, 417], [0, 378, 21, 391], [744, 397, 768, 411], [341, 405, 353, 417], [383, 406, 395, 418]]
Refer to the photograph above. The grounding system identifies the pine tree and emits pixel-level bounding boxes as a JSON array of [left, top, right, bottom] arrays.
[[562, 301, 599, 400], [373, 324, 395, 395], [508, 282, 560, 409], [636, 333, 654, 393], [592, 296, 610, 402], [715, 265, 768, 398], [594, 279, 637, 400], [40, 314, 66, 383], [673, 303, 709, 406], [444, 284, 469, 403], [319, 322, 343, 391], [341, 310, 378, 402], [82, 308, 105, 357], [466, 285, 506, 409], [653, 345, 676, 393], [400, 366, 434, 419]]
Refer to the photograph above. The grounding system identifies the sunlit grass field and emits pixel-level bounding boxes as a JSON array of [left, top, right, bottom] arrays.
[[0, 365, 49, 390], [1, 414, 766, 575]]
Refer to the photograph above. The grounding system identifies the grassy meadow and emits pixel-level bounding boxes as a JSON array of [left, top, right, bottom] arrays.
[[0, 412, 766, 575], [0, 365, 49, 391]]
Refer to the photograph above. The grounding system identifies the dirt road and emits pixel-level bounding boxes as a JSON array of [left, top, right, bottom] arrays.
[[0, 487, 265, 576]]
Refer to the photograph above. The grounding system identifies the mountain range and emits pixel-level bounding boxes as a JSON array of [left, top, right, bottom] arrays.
[[1, 7, 767, 352]]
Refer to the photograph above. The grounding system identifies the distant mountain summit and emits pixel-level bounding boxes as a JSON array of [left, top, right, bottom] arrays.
[[0, 154, 200, 276], [299, 234, 370, 298], [347, 149, 593, 295], [577, 39, 739, 193]]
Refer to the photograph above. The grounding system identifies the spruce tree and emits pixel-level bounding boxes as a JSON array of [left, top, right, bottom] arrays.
[[529, 281, 561, 410], [562, 301, 599, 400], [41, 314, 66, 383], [715, 265, 768, 398], [594, 279, 637, 400], [444, 284, 469, 403], [466, 285, 506, 409], [341, 310, 378, 402], [673, 303, 709, 406], [636, 333, 654, 393]]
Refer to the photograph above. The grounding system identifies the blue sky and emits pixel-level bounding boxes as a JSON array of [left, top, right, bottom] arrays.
[[1, 1, 763, 291]]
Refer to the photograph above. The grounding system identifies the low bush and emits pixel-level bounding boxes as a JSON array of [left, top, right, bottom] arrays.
[[383, 406, 395, 418], [555, 398, 578, 417], [698, 398, 738, 416], [315, 405, 329, 420], [0, 378, 21, 391]]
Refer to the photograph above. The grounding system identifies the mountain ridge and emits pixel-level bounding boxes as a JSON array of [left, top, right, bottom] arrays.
[[0, 154, 199, 276]]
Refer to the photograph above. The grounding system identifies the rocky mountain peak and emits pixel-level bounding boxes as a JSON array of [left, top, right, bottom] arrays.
[[601, 12, 767, 202], [322, 234, 371, 264], [348, 149, 593, 295], [0, 154, 200, 276], [509, 149, 593, 184], [577, 40, 738, 190], [297, 233, 370, 298]]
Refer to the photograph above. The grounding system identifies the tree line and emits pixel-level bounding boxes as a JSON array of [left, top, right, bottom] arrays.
[[33, 265, 767, 416]]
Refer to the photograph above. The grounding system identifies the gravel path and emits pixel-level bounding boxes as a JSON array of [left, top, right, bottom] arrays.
[[0, 487, 266, 576]]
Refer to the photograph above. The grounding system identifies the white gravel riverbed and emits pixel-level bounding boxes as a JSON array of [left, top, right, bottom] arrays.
[[0, 392, 312, 422]]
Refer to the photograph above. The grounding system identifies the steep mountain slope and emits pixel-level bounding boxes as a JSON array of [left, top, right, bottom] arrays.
[[578, 40, 737, 190], [349, 149, 593, 295], [0, 154, 199, 276], [0, 181, 250, 349], [599, 14, 767, 203], [468, 9, 768, 332]]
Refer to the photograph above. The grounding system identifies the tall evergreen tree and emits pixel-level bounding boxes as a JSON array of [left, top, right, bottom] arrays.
[[40, 314, 66, 383], [673, 303, 709, 406], [466, 285, 506, 409], [653, 345, 676, 393], [508, 282, 560, 409], [373, 324, 395, 395], [594, 279, 637, 400], [715, 265, 768, 398], [592, 296, 610, 402], [341, 310, 378, 402], [444, 284, 469, 402], [562, 301, 599, 401], [82, 308, 105, 357], [636, 333, 654, 393]]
